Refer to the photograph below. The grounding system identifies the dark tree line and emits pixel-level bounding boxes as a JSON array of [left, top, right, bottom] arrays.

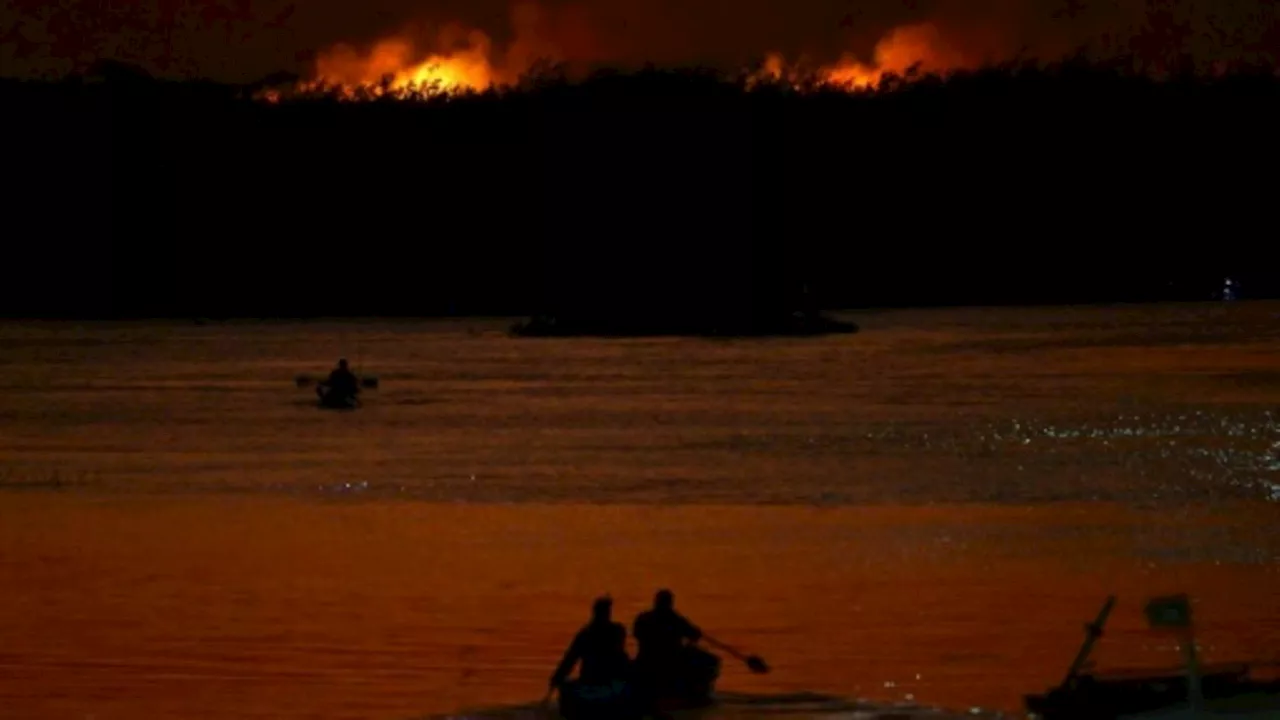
[[4, 57, 1278, 325]]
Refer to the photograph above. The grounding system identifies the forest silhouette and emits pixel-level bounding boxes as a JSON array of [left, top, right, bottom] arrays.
[[4, 56, 1275, 326]]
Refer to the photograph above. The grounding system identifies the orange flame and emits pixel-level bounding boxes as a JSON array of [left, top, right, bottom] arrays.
[[756, 22, 977, 91], [272, 6, 980, 101], [277, 0, 588, 100], [302, 28, 501, 98]]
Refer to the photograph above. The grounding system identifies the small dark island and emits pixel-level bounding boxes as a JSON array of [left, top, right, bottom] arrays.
[[510, 309, 859, 338]]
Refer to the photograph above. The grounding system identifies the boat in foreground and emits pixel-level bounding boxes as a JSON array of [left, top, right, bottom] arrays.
[[1025, 595, 1280, 720], [558, 648, 721, 720]]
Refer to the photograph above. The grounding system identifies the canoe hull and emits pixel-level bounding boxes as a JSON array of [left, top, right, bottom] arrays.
[[316, 387, 359, 410], [1025, 668, 1280, 720], [559, 648, 720, 719], [558, 680, 642, 720]]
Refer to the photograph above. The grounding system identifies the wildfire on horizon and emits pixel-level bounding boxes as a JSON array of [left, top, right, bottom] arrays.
[[752, 22, 976, 90], [257, 1, 983, 102], [297, 29, 503, 98], [823, 23, 977, 87]]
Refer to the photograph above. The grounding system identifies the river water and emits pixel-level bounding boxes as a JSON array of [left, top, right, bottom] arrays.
[[1, 303, 1278, 719]]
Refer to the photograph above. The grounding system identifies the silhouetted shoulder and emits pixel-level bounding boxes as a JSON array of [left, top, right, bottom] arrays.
[[633, 610, 655, 630]]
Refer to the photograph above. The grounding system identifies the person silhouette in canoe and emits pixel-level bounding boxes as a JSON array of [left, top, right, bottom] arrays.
[[631, 589, 719, 702], [317, 358, 360, 407], [550, 596, 632, 692]]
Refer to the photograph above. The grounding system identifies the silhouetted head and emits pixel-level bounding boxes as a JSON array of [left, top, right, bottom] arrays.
[[592, 596, 613, 622], [654, 589, 674, 610], [337, 358, 348, 370]]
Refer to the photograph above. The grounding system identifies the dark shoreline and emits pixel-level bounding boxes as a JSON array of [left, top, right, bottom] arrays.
[[0, 299, 1269, 327], [6, 59, 1277, 320]]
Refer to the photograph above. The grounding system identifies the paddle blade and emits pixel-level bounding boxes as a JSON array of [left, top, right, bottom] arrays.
[[746, 655, 770, 674], [295, 374, 313, 388], [361, 376, 379, 389]]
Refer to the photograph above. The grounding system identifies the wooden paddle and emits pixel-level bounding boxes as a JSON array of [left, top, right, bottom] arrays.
[[701, 635, 770, 674]]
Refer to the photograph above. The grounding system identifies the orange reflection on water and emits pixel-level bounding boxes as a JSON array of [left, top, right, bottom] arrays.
[[1, 496, 1277, 718]]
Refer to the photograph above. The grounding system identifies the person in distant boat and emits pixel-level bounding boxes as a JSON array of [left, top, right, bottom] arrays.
[[631, 588, 716, 698], [550, 596, 631, 690], [317, 358, 359, 405]]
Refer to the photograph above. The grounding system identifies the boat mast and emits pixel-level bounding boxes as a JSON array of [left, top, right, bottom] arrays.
[[1063, 595, 1117, 688], [1145, 594, 1203, 714]]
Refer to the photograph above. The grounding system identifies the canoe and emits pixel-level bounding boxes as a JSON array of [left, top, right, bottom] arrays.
[[559, 648, 720, 720], [558, 679, 642, 720], [317, 388, 360, 410]]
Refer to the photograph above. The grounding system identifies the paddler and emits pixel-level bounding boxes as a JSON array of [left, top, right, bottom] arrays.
[[317, 358, 360, 405], [550, 596, 632, 690]]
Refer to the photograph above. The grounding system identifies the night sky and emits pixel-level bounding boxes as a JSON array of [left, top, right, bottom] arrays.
[[3, 0, 1279, 83]]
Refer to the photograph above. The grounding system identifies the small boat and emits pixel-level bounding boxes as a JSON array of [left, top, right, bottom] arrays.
[[316, 387, 360, 410], [558, 648, 721, 720], [1028, 663, 1280, 719], [1025, 595, 1280, 720]]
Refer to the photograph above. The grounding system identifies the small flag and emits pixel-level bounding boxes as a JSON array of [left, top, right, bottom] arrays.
[[1145, 594, 1192, 628]]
